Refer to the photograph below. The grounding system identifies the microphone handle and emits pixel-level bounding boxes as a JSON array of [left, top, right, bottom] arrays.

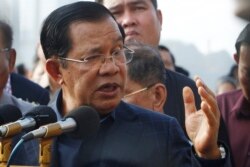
[[0, 137, 12, 165], [42, 118, 77, 138], [0, 118, 36, 138], [0, 123, 22, 138], [22, 118, 77, 142], [39, 138, 53, 167]]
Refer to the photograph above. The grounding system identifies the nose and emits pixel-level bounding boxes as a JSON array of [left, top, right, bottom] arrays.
[[119, 10, 137, 28], [99, 56, 119, 75], [101, 56, 115, 64]]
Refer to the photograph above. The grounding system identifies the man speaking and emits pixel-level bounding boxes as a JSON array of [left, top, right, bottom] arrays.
[[38, 1, 231, 167]]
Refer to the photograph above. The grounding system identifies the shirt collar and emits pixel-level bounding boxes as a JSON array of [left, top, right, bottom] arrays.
[[232, 92, 250, 118], [52, 89, 117, 122]]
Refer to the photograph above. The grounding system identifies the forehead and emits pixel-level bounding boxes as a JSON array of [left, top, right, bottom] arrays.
[[240, 44, 250, 57], [239, 44, 250, 66], [103, 0, 152, 9], [68, 17, 122, 49]]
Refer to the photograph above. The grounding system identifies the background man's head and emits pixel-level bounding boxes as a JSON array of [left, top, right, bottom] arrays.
[[96, 0, 162, 46], [0, 20, 16, 95], [215, 76, 237, 95], [234, 23, 250, 101], [158, 45, 175, 71], [123, 42, 166, 112], [41, 2, 128, 115]]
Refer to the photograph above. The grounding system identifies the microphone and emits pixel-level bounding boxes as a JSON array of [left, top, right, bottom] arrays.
[[0, 105, 57, 138], [0, 104, 22, 125], [22, 106, 100, 141]]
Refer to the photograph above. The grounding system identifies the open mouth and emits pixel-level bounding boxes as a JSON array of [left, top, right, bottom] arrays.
[[97, 83, 120, 94]]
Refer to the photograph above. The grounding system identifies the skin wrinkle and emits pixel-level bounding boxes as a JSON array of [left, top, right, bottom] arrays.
[[69, 23, 123, 59], [54, 17, 126, 115]]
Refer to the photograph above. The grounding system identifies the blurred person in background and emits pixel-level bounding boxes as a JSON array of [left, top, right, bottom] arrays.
[[215, 76, 238, 95], [15, 63, 32, 79], [158, 44, 190, 76], [0, 20, 38, 166], [158, 44, 175, 71], [217, 23, 250, 167], [0, 20, 34, 112], [0, 20, 49, 105], [228, 64, 239, 88], [31, 43, 60, 98], [32, 43, 50, 89], [123, 43, 167, 113]]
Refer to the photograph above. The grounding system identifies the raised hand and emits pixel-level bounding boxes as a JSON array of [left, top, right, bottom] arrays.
[[183, 76, 221, 159]]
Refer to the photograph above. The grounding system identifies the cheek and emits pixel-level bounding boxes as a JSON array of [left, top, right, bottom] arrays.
[[239, 74, 250, 96], [240, 79, 250, 92], [120, 65, 127, 88], [0, 65, 9, 89], [75, 71, 96, 90], [64, 67, 96, 93], [239, 71, 250, 85]]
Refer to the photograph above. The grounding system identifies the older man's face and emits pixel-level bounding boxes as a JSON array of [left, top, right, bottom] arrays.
[[0, 31, 11, 96], [102, 0, 162, 46], [57, 17, 127, 115]]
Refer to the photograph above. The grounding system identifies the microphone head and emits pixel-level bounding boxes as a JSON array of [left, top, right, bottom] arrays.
[[25, 105, 57, 129], [65, 106, 100, 139], [0, 104, 22, 125]]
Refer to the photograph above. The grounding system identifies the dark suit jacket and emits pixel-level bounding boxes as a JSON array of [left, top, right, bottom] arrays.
[[164, 69, 201, 133], [10, 134, 39, 166], [49, 94, 230, 167], [10, 73, 50, 105]]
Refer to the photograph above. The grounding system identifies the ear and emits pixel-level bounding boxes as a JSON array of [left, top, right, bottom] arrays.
[[8, 49, 16, 72], [151, 83, 167, 113], [46, 58, 63, 85], [156, 9, 163, 27], [233, 53, 239, 64]]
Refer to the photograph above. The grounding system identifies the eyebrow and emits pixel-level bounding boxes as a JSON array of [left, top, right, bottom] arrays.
[[109, 0, 147, 11], [87, 36, 124, 54]]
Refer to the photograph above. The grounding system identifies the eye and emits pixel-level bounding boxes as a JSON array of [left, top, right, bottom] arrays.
[[84, 54, 101, 62], [135, 7, 145, 11], [110, 9, 123, 18], [133, 5, 146, 12], [112, 48, 123, 57]]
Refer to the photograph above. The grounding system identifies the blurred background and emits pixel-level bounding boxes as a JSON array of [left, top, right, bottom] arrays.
[[0, 0, 249, 91]]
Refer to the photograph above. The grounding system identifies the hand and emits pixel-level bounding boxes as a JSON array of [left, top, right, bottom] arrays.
[[183, 76, 221, 159]]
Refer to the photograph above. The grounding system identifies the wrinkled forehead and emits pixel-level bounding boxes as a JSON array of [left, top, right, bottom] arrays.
[[68, 18, 123, 51], [69, 17, 121, 37]]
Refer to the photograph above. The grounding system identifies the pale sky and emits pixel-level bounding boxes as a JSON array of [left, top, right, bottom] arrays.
[[0, 0, 248, 69], [158, 0, 248, 55]]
